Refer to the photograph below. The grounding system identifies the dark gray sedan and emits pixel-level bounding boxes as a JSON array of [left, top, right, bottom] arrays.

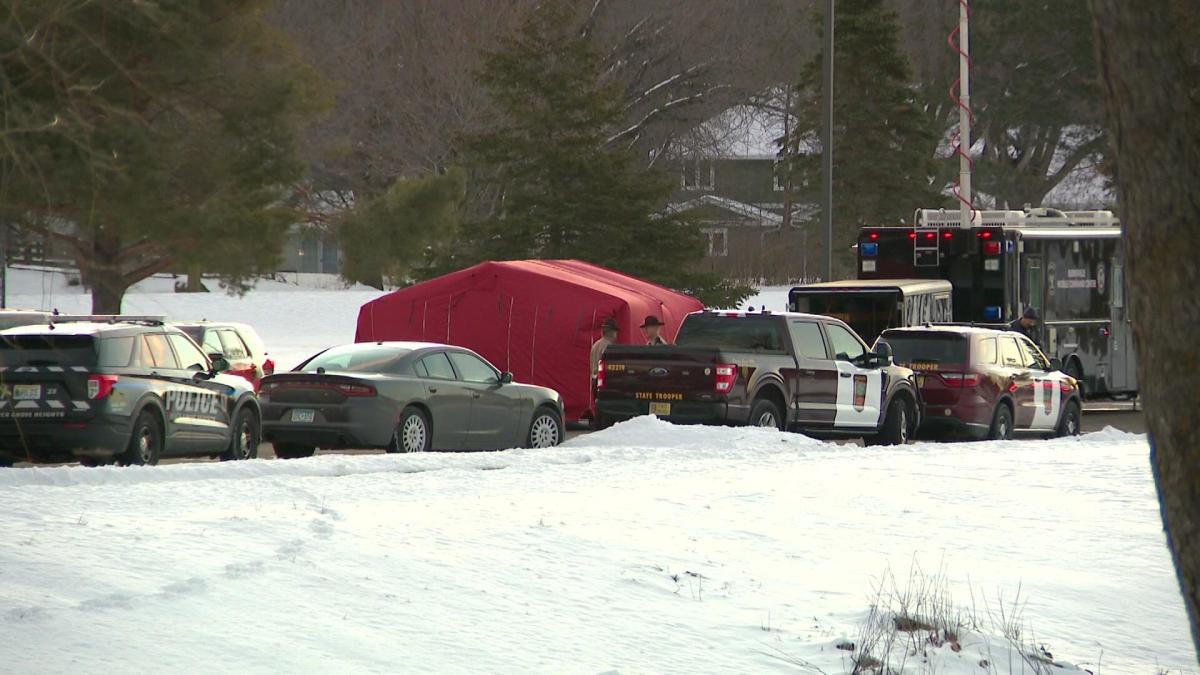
[[259, 342, 564, 458]]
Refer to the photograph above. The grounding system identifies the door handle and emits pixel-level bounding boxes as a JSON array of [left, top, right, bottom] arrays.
[[472, 392, 481, 399], [428, 387, 438, 393], [802, 369, 815, 376], [839, 372, 852, 378]]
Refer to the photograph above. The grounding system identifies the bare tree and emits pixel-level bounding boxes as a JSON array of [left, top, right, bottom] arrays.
[[1091, 0, 1200, 658]]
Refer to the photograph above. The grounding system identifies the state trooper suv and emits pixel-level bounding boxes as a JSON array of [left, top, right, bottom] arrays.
[[0, 316, 261, 467]]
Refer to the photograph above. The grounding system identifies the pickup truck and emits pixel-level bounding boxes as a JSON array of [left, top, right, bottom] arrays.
[[595, 310, 920, 444]]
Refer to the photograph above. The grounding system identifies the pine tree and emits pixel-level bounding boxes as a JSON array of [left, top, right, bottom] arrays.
[[784, 0, 942, 280], [0, 1, 324, 313], [436, 1, 748, 307], [339, 170, 465, 288]]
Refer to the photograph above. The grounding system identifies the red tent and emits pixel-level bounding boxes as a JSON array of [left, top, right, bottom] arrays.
[[355, 260, 703, 421]]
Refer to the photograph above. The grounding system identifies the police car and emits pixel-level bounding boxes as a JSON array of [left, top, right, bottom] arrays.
[[0, 316, 261, 467]]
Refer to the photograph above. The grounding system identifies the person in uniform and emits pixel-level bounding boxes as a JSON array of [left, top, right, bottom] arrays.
[[1008, 307, 1041, 347], [641, 315, 669, 345], [590, 318, 618, 384]]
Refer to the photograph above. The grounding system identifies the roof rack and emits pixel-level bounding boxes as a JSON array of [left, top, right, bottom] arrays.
[[47, 314, 166, 326]]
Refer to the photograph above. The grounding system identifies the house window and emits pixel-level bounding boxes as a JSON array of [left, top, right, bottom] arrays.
[[772, 159, 788, 192], [702, 227, 728, 257], [682, 160, 715, 191]]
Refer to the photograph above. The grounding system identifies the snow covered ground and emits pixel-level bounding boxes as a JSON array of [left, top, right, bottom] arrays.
[[4, 266, 388, 370], [0, 418, 1194, 673]]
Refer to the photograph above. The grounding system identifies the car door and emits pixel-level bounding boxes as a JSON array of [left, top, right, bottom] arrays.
[[216, 328, 257, 384], [414, 352, 471, 449], [448, 350, 520, 450], [1015, 337, 1061, 431], [998, 335, 1037, 429], [166, 332, 233, 446], [787, 319, 838, 426], [823, 323, 883, 428]]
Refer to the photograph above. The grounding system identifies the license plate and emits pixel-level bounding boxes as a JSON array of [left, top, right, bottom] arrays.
[[13, 384, 41, 401], [648, 402, 671, 416], [291, 409, 315, 423]]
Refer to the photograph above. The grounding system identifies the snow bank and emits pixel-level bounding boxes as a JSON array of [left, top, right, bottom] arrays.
[[0, 420, 1192, 673]]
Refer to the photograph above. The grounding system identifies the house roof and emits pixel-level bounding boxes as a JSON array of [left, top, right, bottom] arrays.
[[666, 195, 817, 227]]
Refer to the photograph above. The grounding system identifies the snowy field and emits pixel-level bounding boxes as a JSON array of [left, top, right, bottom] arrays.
[[5, 267, 388, 370], [0, 418, 1194, 673]]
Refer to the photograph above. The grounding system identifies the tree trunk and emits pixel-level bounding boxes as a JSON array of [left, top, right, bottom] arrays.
[[90, 277, 127, 315], [1091, 0, 1200, 659], [185, 265, 207, 293]]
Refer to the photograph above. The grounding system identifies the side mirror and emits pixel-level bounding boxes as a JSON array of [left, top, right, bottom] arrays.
[[499, 371, 514, 384], [874, 342, 894, 366], [209, 353, 230, 374], [1049, 357, 1063, 372]]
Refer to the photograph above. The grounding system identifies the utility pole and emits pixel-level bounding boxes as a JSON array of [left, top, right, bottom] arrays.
[[957, 0, 972, 228], [0, 223, 7, 309], [821, 0, 835, 281]]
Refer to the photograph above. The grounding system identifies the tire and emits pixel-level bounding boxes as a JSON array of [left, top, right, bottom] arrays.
[[870, 397, 911, 446], [526, 406, 563, 449], [273, 442, 316, 460], [121, 411, 163, 466], [592, 410, 614, 431], [221, 407, 260, 461], [387, 406, 432, 453], [748, 397, 784, 431], [988, 403, 1014, 441], [1056, 399, 1082, 437]]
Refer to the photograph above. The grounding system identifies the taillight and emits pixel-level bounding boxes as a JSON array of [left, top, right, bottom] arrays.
[[87, 374, 119, 400], [714, 364, 737, 393], [937, 372, 980, 388], [596, 360, 606, 390], [337, 383, 376, 397], [983, 241, 1002, 256], [263, 359, 275, 376], [1060, 382, 1075, 394]]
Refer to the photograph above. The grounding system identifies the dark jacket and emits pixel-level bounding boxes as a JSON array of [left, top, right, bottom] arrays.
[[1008, 318, 1040, 347]]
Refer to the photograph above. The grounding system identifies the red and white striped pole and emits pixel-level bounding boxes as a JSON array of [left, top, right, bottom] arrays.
[[948, 0, 974, 228]]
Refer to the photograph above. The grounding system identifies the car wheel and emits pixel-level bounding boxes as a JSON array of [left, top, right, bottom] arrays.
[[221, 408, 260, 461], [869, 397, 911, 446], [527, 406, 563, 449], [592, 410, 613, 431], [388, 407, 432, 453], [749, 397, 784, 431], [1056, 399, 1082, 437], [988, 403, 1014, 441], [121, 411, 163, 466], [273, 442, 316, 460]]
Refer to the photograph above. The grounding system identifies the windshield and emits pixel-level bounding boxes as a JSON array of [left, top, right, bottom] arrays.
[[877, 332, 968, 369], [789, 292, 899, 344], [0, 334, 97, 367], [300, 344, 412, 373], [676, 315, 786, 352]]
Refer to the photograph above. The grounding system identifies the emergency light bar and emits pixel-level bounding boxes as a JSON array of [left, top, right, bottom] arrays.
[[46, 314, 166, 325], [914, 208, 1119, 229]]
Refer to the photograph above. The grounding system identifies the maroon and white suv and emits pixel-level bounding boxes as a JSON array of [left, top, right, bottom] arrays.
[[876, 326, 1082, 440]]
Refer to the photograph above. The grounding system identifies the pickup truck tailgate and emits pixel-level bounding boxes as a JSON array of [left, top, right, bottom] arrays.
[[600, 347, 723, 399]]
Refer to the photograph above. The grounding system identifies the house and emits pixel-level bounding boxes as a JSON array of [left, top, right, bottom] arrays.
[[667, 107, 817, 284], [278, 224, 341, 275]]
